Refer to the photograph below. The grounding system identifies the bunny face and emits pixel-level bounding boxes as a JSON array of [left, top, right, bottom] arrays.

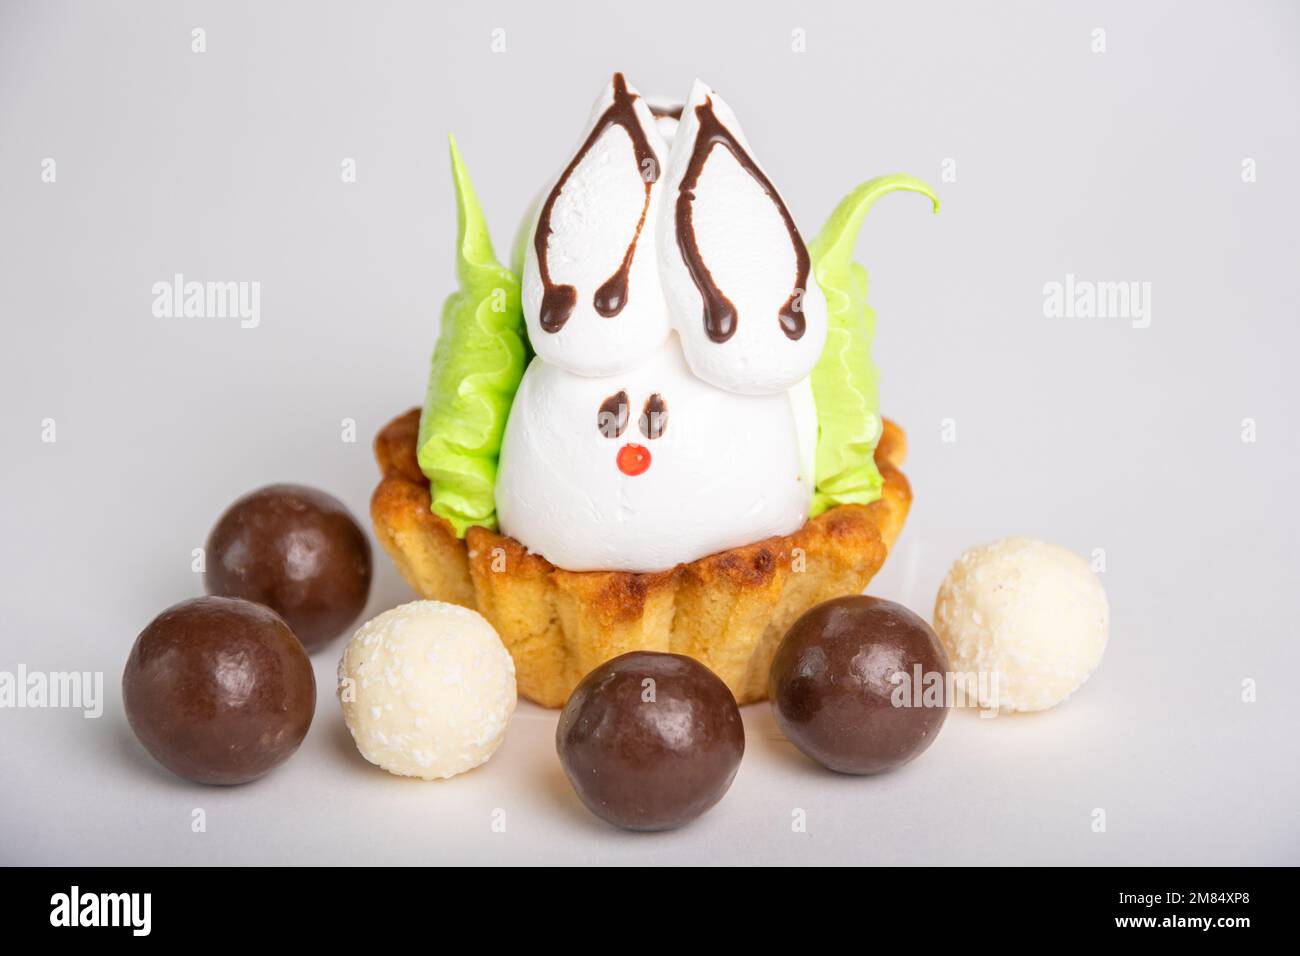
[[595, 388, 667, 476], [495, 337, 813, 572], [523, 74, 827, 394]]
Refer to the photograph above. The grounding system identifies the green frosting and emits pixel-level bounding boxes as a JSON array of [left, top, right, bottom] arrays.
[[807, 174, 938, 517], [416, 137, 527, 536]]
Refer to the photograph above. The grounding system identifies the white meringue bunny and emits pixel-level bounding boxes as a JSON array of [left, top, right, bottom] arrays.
[[500, 74, 824, 571]]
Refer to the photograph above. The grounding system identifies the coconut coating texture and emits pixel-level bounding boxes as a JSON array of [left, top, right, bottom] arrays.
[[933, 538, 1108, 712], [338, 600, 516, 779]]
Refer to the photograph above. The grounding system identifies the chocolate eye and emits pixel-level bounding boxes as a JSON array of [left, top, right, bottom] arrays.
[[597, 391, 629, 439], [639, 393, 668, 440]]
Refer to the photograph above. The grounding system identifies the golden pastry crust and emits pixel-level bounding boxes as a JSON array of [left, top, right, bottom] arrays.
[[371, 408, 911, 707]]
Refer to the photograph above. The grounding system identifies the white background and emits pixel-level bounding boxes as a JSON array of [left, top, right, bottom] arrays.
[[1, 0, 1297, 864]]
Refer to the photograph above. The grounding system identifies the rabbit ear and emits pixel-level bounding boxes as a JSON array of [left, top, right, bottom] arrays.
[[522, 73, 673, 377], [658, 80, 827, 395]]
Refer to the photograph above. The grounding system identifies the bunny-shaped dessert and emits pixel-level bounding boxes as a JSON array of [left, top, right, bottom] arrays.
[[503, 74, 827, 570], [414, 72, 937, 576], [384, 71, 938, 704]]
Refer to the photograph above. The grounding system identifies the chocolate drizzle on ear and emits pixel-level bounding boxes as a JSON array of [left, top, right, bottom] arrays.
[[535, 73, 660, 333], [674, 96, 810, 343], [597, 391, 630, 438]]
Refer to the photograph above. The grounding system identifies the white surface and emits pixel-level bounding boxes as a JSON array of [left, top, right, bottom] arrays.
[[1, 0, 1297, 865]]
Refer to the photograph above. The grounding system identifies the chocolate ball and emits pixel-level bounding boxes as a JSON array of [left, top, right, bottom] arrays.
[[205, 483, 372, 652], [557, 652, 744, 831], [770, 595, 949, 775], [123, 596, 316, 785]]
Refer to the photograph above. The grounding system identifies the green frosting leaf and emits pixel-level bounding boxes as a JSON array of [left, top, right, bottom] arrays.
[[416, 136, 527, 537], [807, 174, 938, 517]]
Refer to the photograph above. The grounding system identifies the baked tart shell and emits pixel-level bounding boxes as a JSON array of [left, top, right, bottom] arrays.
[[371, 408, 911, 707]]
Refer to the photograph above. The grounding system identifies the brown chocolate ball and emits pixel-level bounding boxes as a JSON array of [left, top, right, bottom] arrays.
[[557, 652, 745, 831], [205, 484, 371, 652], [123, 596, 316, 785], [770, 595, 949, 775]]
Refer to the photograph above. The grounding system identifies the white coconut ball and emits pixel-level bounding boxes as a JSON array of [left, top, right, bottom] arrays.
[[933, 538, 1109, 712], [338, 600, 516, 779]]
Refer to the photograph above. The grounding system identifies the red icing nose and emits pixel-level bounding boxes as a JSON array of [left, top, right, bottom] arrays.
[[616, 443, 651, 476]]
